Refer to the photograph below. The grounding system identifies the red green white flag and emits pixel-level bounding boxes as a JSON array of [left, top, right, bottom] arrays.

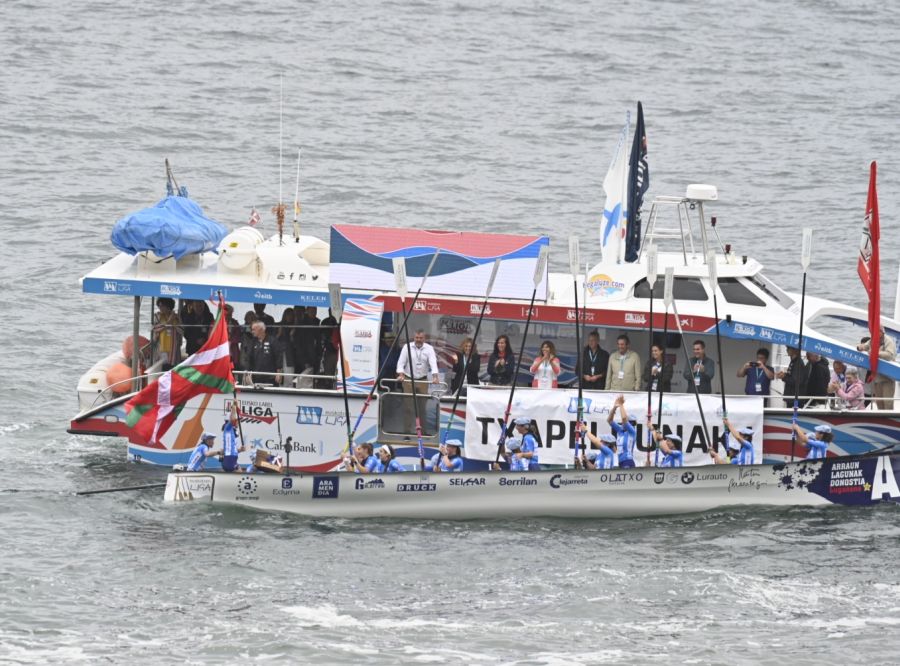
[[125, 298, 235, 444]]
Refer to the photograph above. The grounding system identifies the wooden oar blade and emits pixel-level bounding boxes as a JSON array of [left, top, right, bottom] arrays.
[[706, 249, 717, 287], [568, 236, 581, 278], [534, 244, 549, 287], [328, 282, 344, 320], [647, 245, 658, 287], [486, 258, 501, 297], [801, 228, 813, 271], [663, 267, 674, 308], [392, 258, 408, 299]]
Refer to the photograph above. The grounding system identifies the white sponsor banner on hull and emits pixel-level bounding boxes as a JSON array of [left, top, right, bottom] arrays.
[[464, 387, 764, 466], [129, 392, 377, 469]]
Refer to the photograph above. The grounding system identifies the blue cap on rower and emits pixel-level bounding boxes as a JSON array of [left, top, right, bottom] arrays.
[[599, 433, 616, 444], [506, 437, 522, 451], [201, 432, 216, 441], [586, 450, 599, 461], [445, 438, 463, 448], [513, 417, 531, 426], [739, 426, 754, 437], [628, 416, 638, 424], [814, 424, 832, 434], [665, 434, 682, 444]]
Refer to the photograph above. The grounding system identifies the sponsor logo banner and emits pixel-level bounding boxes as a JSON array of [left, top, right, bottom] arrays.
[[338, 298, 384, 394], [464, 387, 764, 466], [312, 476, 340, 499]]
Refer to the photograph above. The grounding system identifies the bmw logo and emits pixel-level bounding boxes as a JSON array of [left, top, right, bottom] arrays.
[[681, 471, 695, 485]]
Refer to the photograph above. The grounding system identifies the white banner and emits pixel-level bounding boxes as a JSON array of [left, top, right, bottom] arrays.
[[338, 298, 384, 394], [464, 387, 764, 466]]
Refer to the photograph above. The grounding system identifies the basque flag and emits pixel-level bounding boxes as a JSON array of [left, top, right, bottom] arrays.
[[858, 161, 881, 377], [624, 101, 650, 263], [125, 296, 235, 444]]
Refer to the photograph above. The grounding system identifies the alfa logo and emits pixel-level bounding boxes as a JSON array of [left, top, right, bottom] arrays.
[[681, 472, 695, 485], [654, 472, 665, 485], [238, 476, 258, 495]]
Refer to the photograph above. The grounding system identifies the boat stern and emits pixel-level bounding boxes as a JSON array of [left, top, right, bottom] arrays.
[[164, 473, 216, 503]]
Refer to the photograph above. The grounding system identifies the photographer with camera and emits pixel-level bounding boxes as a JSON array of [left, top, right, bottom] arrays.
[[737, 348, 775, 397]]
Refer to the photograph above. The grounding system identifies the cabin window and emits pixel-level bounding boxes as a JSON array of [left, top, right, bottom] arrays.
[[634, 277, 708, 301], [748, 273, 795, 309], [719, 278, 766, 307]]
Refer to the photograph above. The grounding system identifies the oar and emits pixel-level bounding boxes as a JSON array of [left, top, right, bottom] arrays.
[[329, 282, 354, 462], [76, 482, 167, 496], [443, 258, 501, 445], [707, 249, 728, 455], [670, 269, 713, 452], [645, 245, 658, 465], [394, 257, 426, 471], [345, 250, 441, 448], [494, 244, 549, 463], [791, 228, 813, 463], [655, 268, 673, 465], [569, 237, 585, 466]]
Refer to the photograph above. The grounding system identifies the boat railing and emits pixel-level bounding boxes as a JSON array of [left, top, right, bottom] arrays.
[[378, 378, 449, 398], [92, 372, 897, 412], [92, 369, 349, 409]]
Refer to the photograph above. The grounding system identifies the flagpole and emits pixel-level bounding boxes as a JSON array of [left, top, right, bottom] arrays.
[[791, 228, 813, 463], [494, 245, 549, 464], [292, 147, 301, 242]]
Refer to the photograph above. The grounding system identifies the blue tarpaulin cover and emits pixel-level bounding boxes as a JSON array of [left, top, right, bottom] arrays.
[[110, 196, 227, 259]]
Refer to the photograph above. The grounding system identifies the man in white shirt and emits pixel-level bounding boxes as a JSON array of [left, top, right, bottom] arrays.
[[396, 329, 440, 392]]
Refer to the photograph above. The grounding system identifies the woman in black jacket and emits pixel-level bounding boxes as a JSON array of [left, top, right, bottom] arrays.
[[642, 343, 673, 392], [450, 337, 481, 394], [487, 334, 516, 386]]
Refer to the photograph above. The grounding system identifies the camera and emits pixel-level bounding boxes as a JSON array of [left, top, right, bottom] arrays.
[[748, 361, 758, 367]]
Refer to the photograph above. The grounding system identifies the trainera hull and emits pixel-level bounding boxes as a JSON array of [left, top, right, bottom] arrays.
[[164, 453, 900, 519]]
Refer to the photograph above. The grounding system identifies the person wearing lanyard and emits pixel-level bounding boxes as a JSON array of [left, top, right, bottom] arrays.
[[682, 340, 716, 394], [450, 337, 481, 395], [581, 330, 609, 390], [396, 329, 440, 392], [737, 348, 775, 398], [605, 334, 642, 391], [642, 343, 673, 392], [530, 340, 561, 388]]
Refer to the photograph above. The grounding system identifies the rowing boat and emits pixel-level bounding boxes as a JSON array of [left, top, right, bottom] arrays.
[[164, 449, 900, 519]]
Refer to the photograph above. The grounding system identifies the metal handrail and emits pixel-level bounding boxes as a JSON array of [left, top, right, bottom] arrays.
[[91, 370, 897, 411]]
